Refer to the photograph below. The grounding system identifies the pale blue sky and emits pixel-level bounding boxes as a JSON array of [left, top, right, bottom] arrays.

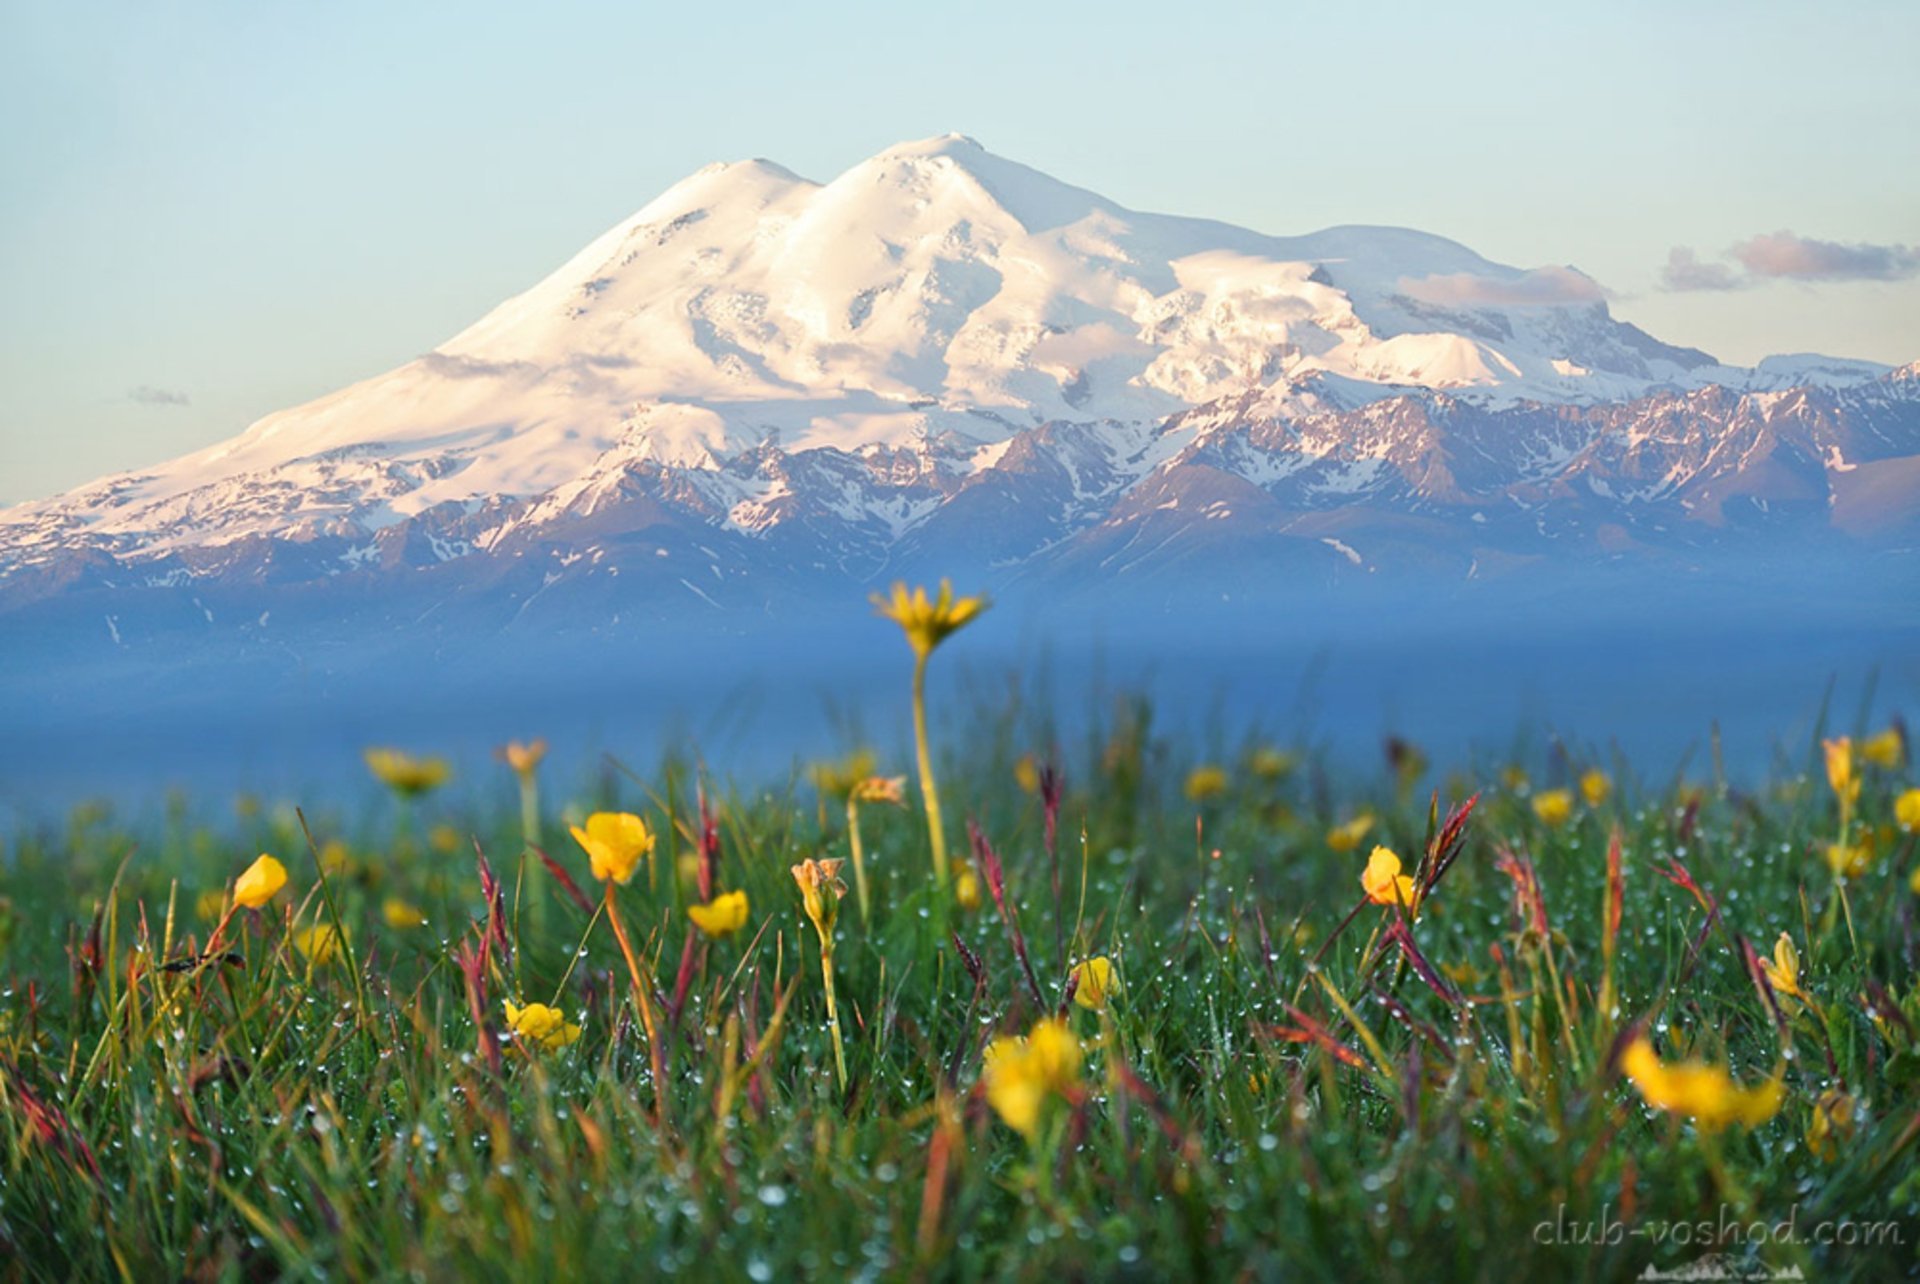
[[3, 0, 1916, 503]]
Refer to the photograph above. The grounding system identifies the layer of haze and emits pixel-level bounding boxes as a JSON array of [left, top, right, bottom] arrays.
[[3, 0, 1917, 504]]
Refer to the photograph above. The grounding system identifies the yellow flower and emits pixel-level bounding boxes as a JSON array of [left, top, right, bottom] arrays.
[[982, 1017, 1083, 1138], [871, 579, 988, 660], [364, 748, 451, 798], [1500, 765, 1530, 793], [502, 738, 548, 777], [954, 864, 982, 911], [429, 824, 461, 855], [195, 889, 228, 922], [1071, 956, 1117, 1011], [318, 839, 354, 878], [1580, 768, 1612, 808], [1249, 746, 1295, 780], [1896, 788, 1920, 834], [1014, 754, 1041, 795], [1861, 728, 1904, 769], [1826, 841, 1871, 882], [1361, 846, 1416, 908], [233, 854, 288, 909], [294, 924, 344, 966], [1911, 865, 1920, 896], [1806, 1088, 1857, 1162], [1327, 813, 1374, 853], [810, 749, 877, 799], [1619, 1037, 1783, 1131], [383, 898, 427, 929], [504, 1000, 581, 1051], [688, 889, 750, 939], [1184, 764, 1229, 802], [1757, 932, 1804, 1008], [791, 857, 847, 937], [1823, 737, 1860, 807], [852, 775, 907, 805], [1532, 789, 1574, 827], [569, 812, 653, 885]]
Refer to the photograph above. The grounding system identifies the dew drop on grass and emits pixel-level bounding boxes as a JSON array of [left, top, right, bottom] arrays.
[[757, 1184, 788, 1207]]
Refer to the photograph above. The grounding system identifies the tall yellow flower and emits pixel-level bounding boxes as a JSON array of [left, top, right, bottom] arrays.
[[1249, 746, 1295, 780], [688, 889, 750, 939], [810, 749, 878, 799], [294, 924, 344, 966], [792, 858, 850, 1089], [502, 738, 548, 778], [1532, 789, 1574, 827], [1806, 1088, 1857, 1162], [1327, 813, 1374, 854], [1860, 728, 1904, 769], [1823, 737, 1860, 807], [363, 748, 451, 798], [1071, 956, 1117, 1011], [1361, 846, 1415, 908], [983, 1017, 1083, 1139], [1619, 1037, 1783, 1131], [570, 812, 653, 884], [1895, 788, 1920, 833], [233, 854, 288, 909], [1184, 765, 1229, 802], [1580, 768, 1612, 808], [872, 579, 988, 889], [504, 1000, 582, 1051], [1757, 932, 1805, 1011]]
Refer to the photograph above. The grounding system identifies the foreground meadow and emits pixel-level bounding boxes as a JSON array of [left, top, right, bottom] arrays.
[[2, 596, 1917, 1280]]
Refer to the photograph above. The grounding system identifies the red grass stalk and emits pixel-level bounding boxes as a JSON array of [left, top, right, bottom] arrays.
[[969, 820, 1046, 1010]]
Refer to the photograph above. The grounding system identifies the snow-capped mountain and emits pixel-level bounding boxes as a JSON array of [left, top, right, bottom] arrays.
[[3, 135, 1916, 628]]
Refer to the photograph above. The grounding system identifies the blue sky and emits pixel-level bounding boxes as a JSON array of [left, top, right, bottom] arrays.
[[3, 0, 1916, 503]]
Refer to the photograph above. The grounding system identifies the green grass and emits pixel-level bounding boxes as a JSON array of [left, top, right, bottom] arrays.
[[1, 699, 1917, 1282]]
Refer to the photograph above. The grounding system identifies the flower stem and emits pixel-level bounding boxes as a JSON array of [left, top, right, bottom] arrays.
[[847, 795, 871, 925], [820, 943, 848, 1093], [912, 651, 949, 888]]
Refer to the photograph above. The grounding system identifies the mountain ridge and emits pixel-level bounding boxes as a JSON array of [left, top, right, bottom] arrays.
[[2, 136, 1916, 628]]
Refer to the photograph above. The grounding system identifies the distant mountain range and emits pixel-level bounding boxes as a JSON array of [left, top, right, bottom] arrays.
[[4, 134, 1916, 642]]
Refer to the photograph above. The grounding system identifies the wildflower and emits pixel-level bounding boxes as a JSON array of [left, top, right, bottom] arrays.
[[810, 749, 878, 799], [1249, 746, 1295, 780], [1895, 788, 1920, 833], [1912, 866, 1920, 896], [383, 898, 427, 929], [318, 839, 354, 878], [363, 747, 451, 798], [1071, 956, 1116, 1011], [1014, 754, 1042, 794], [194, 889, 227, 922], [1361, 846, 1415, 908], [983, 1017, 1082, 1139], [1806, 1088, 1857, 1162], [688, 889, 750, 939], [1861, 727, 1904, 769], [294, 924, 343, 966], [429, 824, 461, 855], [853, 775, 906, 805], [1532, 789, 1574, 827], [1327, 813, 1374, 853], [233, 854, 288, 909], [504, 1000, 581, 1051], [502, 738, 548, 778], [792, 857, 850, 1089], [570, 811, 653, 884], [1822, 737, 1860, 807], [872, 579, 988, 661], [1618, 1036, 1783, 1131], [1757, 932, 1805, 1009], [1580, 768, 1612, 808], [1500, 765, 1530, 794], [1825, 840, 1871, 881], [842, 772, 904, 924], [873, 580, 988, 888], [1184, 764, 1229, 802], [954, 863, 982, 911]]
